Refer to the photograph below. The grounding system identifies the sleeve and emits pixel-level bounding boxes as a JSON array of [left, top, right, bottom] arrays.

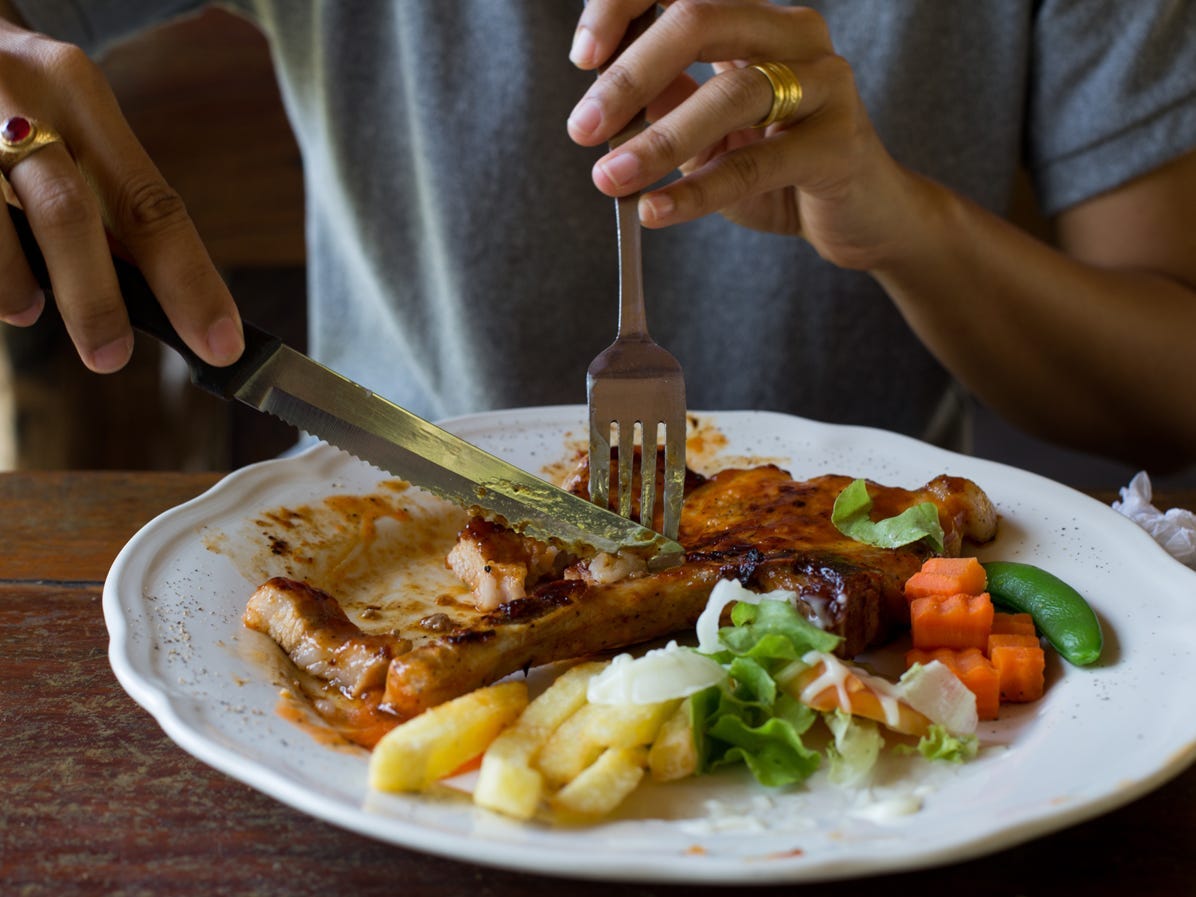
[[1027, 0, 1196, 216], [7, 0, 248, 56]]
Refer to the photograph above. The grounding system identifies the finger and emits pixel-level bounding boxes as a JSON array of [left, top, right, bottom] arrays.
[[568, 1, 831, 146], [0, 205, 46, 325], [570, 0, 661, 70], [644, 70, 700, 124], [7, 145, 135, 373], [59, 82, 243, 367], [639, 126, 812, 228], [592, 60, 821, 196]]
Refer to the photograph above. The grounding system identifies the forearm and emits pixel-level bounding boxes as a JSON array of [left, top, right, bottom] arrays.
[[871, 174, 1196, 470]]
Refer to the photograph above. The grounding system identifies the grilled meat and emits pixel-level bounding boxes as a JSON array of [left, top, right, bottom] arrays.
[[244, 460, 997, 722], [243, 576, 411, 697], [445, 517, 570, 610], [383, 464, 996, 715]]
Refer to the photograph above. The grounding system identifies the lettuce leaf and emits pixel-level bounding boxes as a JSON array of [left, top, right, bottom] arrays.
[[831, 478, 946, 552], [912, 723, 979, 763], [692, 683, 820, 787], [715, 597, 842, 662], [691, 598, 837, 787], [824, 709, 883, 787]]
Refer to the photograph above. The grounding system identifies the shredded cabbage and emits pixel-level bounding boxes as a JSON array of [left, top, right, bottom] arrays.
[[897, 661, 979, 736], [586, 642, 727, 705]]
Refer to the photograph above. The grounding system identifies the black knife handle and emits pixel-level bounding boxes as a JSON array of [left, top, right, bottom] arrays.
[[9, 203, 281, 399]]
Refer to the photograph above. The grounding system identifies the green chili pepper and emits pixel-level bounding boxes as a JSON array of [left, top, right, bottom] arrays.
[[982, 561, 1103, 666]]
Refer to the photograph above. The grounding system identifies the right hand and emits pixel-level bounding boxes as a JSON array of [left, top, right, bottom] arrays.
[[0, 18, 242, 373], [567, 0, 918, 273]]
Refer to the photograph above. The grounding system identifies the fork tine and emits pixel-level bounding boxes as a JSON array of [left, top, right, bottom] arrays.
[[588, 414, 611, 511], [661, 415, 685, 540], [617, 420, 636, 520], [639, 420, 658, 530]]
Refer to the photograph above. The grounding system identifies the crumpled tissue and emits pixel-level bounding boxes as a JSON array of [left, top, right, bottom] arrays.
[[1112, 471, 1196, 568]]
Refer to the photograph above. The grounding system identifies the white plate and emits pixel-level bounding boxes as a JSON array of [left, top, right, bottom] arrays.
[[104, 406, 1196, 884]]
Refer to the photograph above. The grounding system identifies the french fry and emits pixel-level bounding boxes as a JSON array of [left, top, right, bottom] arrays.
[[473, 727, 548, 820], [537, 698, 680, 786], [473, 662, 605, 820], [550, 746, 647, 820], [368, 680, 528, 792], [647, 698, 698, 782]]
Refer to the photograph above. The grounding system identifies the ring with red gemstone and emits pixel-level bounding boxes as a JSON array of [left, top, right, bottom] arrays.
[[0, 116, 65, 177]]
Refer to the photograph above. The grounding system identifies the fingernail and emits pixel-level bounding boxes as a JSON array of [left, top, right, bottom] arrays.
[[570, 26, 597, 67], [206, 315, 244, 364], [0, 290, 45, 327], [596, 152, 640, 190], [568, 98, 603, 138], [639, 192, 675, 224], [91, 335, 134, 374]]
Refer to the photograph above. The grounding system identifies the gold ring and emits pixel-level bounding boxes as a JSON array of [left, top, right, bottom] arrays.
[[749, 62, 803, 128], [0, 116, 65, 178]]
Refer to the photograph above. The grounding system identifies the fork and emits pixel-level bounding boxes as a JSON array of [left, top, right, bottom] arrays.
[[586, 10, 687, 541]]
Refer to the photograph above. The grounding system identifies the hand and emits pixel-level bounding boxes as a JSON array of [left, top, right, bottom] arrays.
[[567, 0, 923, 271], [0, 18, 242, 373]]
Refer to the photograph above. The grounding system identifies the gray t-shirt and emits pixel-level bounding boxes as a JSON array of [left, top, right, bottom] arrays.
[[15, 1, 1196, 443]]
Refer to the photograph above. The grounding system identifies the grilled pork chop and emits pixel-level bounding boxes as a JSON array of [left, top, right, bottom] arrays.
[[243, 459, 997, 723]]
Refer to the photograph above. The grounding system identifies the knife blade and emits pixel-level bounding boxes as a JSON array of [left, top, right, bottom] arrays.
[[10, 205, 683, 566]]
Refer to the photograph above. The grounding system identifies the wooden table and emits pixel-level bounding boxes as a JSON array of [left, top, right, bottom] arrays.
[[2, 471, 1193, 896]]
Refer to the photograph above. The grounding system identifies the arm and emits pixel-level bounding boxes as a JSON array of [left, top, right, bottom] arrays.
[[0, 6, 242, 373], [570, 0, 1196, 471], [872, 152, 1196, 472]]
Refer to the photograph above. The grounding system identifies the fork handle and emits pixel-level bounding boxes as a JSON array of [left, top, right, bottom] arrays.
[[597, 7, 656, 340], [601, 8, 656, 150], [613, 180, 647, 340]]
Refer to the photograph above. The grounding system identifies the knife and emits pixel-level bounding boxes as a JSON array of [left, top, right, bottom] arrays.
[[10, 205, 683, 567]]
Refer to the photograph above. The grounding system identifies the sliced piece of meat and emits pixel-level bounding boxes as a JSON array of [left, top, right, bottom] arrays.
[[445, 518, 569, 611], [243, 577, 411, 697]]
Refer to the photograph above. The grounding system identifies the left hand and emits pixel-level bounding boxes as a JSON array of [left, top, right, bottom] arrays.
[[567, 0, 915, 271]]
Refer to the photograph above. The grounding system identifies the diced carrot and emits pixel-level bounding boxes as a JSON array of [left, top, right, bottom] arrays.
[[921, 557, 988, 589], [987, 632, 1039, 654], [904, 557, 987, 600], [991, 611, 1036, 638], [989, 641, 1046, 703], [906, 647, 1001, 720], [910, 592, 994, 651]]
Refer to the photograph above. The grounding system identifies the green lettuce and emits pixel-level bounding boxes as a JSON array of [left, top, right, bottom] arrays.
[[911, 724, 979, 763], [824, 709, 883, 787], [692, 684, 821, 787], [831, 478, 946, 552], [691, 594, 979, 791], [692, 599, 840, 787], [717, 598, 843, 661]]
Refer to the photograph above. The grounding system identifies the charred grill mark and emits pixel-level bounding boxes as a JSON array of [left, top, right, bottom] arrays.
[[442, 629, 495, 646], [482, 582, 579, 625]]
